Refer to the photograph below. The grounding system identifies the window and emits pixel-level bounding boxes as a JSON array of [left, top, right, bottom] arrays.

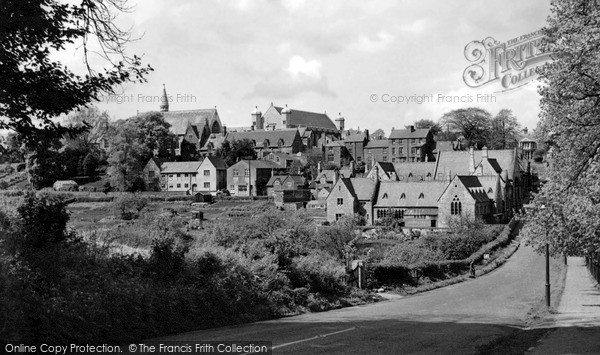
[[383, 156, 388, 162], [327, 154, 334, 162], [286, 182, 293, 188], [383, 148, 388, 154], [184, 183, 189, 188], [488, 187, 493, 193], [177, 183, 181, 188], [274, 180, 280, 186], [204, 182, 210, 188], [233, 170, 239, 177], [204, 170, 210, 176], [244, 169, 249, 177], [238, 185, 247, 192], [451, 196, 462, 215], [276, 157, 280, 163], [418, 193, 424, 199], [400, 193, 406, 199], [184, 173, 188, 177], [335, 213, 343, 221], [177, 173, 181, 178], [230, 185, 234, 190], [169, 174, 173, 180], [357, 156, 362, 162], [148, 171, 155, 178], [398, 148, 403, 154], [103, 139, 109, 149], [392, 147, 396, 154], [337, 198, 344, 206], [169, 185, 173, 189], [382, 193, 388, 199]]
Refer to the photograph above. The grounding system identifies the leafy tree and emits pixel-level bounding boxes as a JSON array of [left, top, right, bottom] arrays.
[[82, 153, 98, 177], [216, 139, 257, 166], [414, 119, 441, 136], [488, 109, 522, 149], [0, 0, 152, 148], [106, 113, 174, 191], [439, 107, 492, 149], [25, 138, 64, 189], [521, 0, 600, 257]]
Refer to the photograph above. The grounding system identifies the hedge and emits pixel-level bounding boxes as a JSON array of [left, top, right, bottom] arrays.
[[368, 219, 519, 288]]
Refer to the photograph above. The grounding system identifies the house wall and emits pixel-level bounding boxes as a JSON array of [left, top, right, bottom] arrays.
[[326, 182, 357, 223], [143, 160, 162, 190], [438, 184, 480, 228], [161, 171, 198, 192]]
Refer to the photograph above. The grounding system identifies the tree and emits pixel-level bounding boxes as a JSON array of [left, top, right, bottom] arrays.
[[216, 139, 256, 166], [0, 0, 152, 148], [439, 108, 492, 149], [82, 153, 98, 177], [106, 113, 174, 191], [487, 109, 522, 149], [414, 119, 441, 136], [25, 138, 64, 189], [63, 107, 110, 154], [521, 0, 600, 257]]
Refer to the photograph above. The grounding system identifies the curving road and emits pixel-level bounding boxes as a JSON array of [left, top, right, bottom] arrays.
[[161, 238, 565, 354]]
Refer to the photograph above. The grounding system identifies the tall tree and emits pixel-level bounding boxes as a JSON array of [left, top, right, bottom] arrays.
[[216, 139, 256, 166], [0, 0, 152, 147], [63, 107, 111, 153], [440, 107, 492, 149], [521, 0, 600, 256], [488, 109, 522, 149], [414, 119, 441, 136]]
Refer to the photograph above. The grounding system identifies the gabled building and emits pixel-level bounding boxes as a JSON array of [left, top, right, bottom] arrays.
[[342, 130, 369, 164], [326, 177, 378, 224], [227, 160, 282, 196], [196, 156, 227, 193], [158, 161, 203, 192], [225, 129, 303, 156], [250, 103, 341, 149], [438, 175, 492, 227], [266, 174, 306, 196], [388, 125, 435, 162]]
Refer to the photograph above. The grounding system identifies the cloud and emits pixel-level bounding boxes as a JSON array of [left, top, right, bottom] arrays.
[[350, 31, 395, 53], [244, 56, 334, 99], [286, 56, 322, 79]]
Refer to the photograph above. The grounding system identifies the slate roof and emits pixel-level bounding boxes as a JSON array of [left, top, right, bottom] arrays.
[[389, 128, 430, 139], [273, 106, 337, 130], [343, 133, 368, 143], [225, 129, 299, 148], [349, 178, 377, 201], [268, 174, 305, 186], [456, 176, 491, 203], [433, 141, 455, 152], [435, 149, 520, 179], [338, 178, 356, 197], [161, 109, 220, 136], [229, 160, 280, 169], [316, 169, 338, 182], [364, 140, 390, 149], [203, 156, 227, 170], [325, 140, 345, 147], [375, 181, 449, 208], [393, 162, 437, 180], [161, 161, 202, 174]]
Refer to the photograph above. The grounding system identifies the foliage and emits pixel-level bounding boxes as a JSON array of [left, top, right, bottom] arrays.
[[0, 0, 152, 147], [439, 107, 492, 149], [25, 138, 64, 189], [414, 119, 441, 136], [112, 193, 148, 220], [521, 0, 600, 256], [82, 153, 99, 177], [216, 139, 257, 166], [488, 109, 522, 149]]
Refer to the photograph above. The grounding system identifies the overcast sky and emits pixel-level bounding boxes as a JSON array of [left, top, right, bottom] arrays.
[[79, 0, 551, 132]]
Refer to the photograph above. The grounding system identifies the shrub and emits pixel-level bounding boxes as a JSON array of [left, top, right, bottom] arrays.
[[382, 241, 445, 265], [289, 251, 347, 295], [112, 194, 148, 220]]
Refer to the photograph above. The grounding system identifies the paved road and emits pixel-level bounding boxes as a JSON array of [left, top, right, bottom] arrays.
[[161, 239, 570, 354]]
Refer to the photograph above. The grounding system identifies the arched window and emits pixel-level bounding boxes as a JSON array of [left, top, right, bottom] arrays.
[[451, 196, 462, 215], [382, 193, 389, 199], [418, 193, 424, 199], [488, 187, 493, 193], [400, 193, 406, 199]]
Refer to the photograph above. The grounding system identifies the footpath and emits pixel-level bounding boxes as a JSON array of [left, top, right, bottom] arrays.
[[530, 257, 600, 354]]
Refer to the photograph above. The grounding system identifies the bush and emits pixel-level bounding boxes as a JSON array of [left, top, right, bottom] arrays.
[[112, 194, 148, 220]]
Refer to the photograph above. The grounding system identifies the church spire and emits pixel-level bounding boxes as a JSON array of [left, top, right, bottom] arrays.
[[159, 84, 169, 112]]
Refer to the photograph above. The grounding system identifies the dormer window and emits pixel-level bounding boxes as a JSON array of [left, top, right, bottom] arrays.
[[488, 188, 493, 193], [418, 193, 424, 199], [382, 193, 388, 199], [400, 193, 406, 199]]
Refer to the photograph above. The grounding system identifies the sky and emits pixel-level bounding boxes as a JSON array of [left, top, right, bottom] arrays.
[[67, 0, 552, 133]]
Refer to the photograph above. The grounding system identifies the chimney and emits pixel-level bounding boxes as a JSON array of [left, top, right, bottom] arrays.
[[318, 161, 322, 172], [372, 164, 379, 182], [350, 160, 355, 172], [409, 125, 415, 132], [222, 125, 227, 134], [482, 146, 488, 159], [469, 146, 475, 174], [364, 129, 370, 141], [281, 104, 292, 128], [446, 169, 452, 181]]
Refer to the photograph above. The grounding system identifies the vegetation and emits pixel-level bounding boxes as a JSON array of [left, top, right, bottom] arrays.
[[216, 139, 257, 166], [0, 0, 152, 147], [0, 195, 374, 343], [521, 0, 600, 257]]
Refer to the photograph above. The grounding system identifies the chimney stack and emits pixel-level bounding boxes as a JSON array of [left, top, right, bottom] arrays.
[[482, 146, 488, 159], [469, 146, 475, 174]]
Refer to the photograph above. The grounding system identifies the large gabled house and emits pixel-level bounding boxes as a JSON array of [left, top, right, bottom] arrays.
[[225, 129, 303, 156], [227, 160, 283, 196], [142, 155, 227, 193], [326, 177, 378, 224], [266, 174, 306, 196]]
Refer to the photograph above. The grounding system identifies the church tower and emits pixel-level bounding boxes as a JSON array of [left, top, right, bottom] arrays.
[[159, 84, 169, 112]]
